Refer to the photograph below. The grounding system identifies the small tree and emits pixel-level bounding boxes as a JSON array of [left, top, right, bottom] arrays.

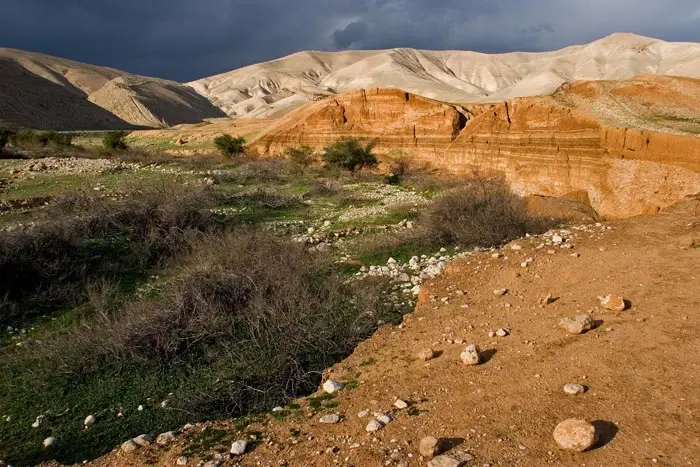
[[102, 131, 129, 151], [285, 145, 315, 167], [214, 134, 246, 157], [322, 137, 378, 173]]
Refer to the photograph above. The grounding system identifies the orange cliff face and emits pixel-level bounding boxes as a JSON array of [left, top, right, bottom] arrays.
[[249, 85, 700, 219]]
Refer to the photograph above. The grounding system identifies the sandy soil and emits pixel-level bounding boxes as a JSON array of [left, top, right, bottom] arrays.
[[64, 195, 700, 467]]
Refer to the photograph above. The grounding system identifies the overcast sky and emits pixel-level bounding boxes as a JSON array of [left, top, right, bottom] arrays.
[[2, 0, 700, 82]]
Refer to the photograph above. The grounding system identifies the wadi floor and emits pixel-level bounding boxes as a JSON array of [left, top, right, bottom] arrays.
[[48, 197, 700, 467]]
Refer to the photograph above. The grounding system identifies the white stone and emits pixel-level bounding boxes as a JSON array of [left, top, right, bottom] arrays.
[[559, 314, 595, 335], [366, 420, 384, 432], [121, 440, 139, 452], [493, 288, 508, 296], [176, 456, 189, 465], [323, 379, 344, 394], [563, 384, 586, 396], [319, 414, 341, 424], [376, 413, 392, 424], [428, 453, 474, 467], [496, 328, 509, 337], [83, 414, 96, 427], [552, 235, 564, 244], [272, 406, 284, 412], [31, 415, 45, 428], [156, 431, 178, 445], [553, 419, 598, 452], [460, 344, 480, 365], [230, 439, 248, 455], [133, 434, 154, 447], [43, 437, 57, 448], [394, 399, 408, 409]]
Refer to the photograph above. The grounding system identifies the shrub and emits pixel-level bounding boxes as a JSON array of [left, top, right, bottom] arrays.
[[102, 130, 129, 150], [214, 134, 246, 156], [285, 145, 315, 167], [0, 231, 404, 465], [9, 129, 72, 148], [322, 137, 378, 173], [424, 177, 551, 247], [0, 185, 220, 326]]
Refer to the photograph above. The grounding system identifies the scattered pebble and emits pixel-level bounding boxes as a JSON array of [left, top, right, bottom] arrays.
[[495, 328, 509, 337], [493, 288, 508, 297], [230, 439, 248, 455], [323, 379, 345, 394], [460, 344, 481, 365], [553, 419, 598, 452], [428, 452, 474, 467], [419, 436, 442, 458], [600, 294, 627, 311], [319, 414, 341, 424], [83, 414, 96, 428], [563, 384, 586, 396], [394, 399, 409, 410], [558, 314, 595, 335], [366, 420, 384, 432], [43, 437, 57, 449]]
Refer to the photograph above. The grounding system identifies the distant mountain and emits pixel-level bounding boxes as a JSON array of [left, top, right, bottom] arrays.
[[189, 33, 700, 119], [0, 48, 226, 130]]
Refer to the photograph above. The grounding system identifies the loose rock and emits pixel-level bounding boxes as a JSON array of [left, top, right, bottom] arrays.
[[43, 437, 57, 449], [558, 314, 595, 335], [495, 328, 509, 337], [600, 294, 627, 311], [83, 414, 96, 428], [132, 434, 154, 447], [323, 379, 345, 394], [366, 420, 384, 432], [176, 456, 189, 465], [460, 344, 480, 365], [230, 439, 248, 455], [428, 453, 474, 467], [376, 413, 392, 424], [319, 414, 341, 424], [418, 348, 436, 361], [553, 419, 598, 452], [120, 440, 139, 453], [394, 399, 409, 410], [156, 431, 178, 445], [493, 288, 508, 296], [563, 383, 586, 395], [419, 436, 441, 458]]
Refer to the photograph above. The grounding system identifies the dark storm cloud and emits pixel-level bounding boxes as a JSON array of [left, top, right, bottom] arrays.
[[1, 0, 699, 81], [333, 21, 370, 49]]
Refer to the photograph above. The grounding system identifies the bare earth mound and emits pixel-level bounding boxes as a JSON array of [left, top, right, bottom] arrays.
[[0, 49, 226, 130], [60, 197, 700, 467]]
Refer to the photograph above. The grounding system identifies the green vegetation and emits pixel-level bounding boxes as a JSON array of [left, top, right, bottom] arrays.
[[322, 137, 378, 173], [0, 136, 560, 466], [285, 145, 315, 167], [214, 134, 246, 156], [102, 131, 129, 150]]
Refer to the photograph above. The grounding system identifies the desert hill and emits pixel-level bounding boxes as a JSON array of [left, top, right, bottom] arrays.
[[189, 33, 700, 119], [0, 48, 226, 130]]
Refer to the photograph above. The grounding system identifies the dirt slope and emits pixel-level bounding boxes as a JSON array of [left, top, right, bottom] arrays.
[[189, 33, 700, 119], [60, 196, 700, 467], [0, 48, 226, 130]]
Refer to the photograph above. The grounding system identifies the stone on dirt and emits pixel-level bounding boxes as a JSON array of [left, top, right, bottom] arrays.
[[319, 414, 341, 424], [83, 414, 96, 427], [132, 434, 154, 447], [230, 439, 248, 455], [460, 344, 480, 365], [418, 348, 436, 361], [600, 294, 627, 311], [176, 456, 189, 465], [553, 419, 598, 452], [427, 452, 474, 467], [493, 288, 508, 296], [120, 440, 139, 453], [366, 420, 384, 432], [376, 412, 392, 424], [394, 399, 409, 409], [419, 436, 441, 458], [156, 431, 178, 445], [323, 379, 345, 394], [563, 383, 586, 395], [558, 314, 595, 335]]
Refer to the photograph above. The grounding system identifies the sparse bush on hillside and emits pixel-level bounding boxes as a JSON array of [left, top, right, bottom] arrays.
[[0, 230, 403, 465], [214, 134, 246, 156], [102, 130, 129, 150], [424, 177, 554, 247], [285, 145, 315, 167], [6, 129, 73, 149], [0, 185, 220, 326], [322, 137, 378, 173]]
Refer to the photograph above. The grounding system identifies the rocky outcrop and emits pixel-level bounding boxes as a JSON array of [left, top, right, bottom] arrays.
[[251, 86, 700, 218]]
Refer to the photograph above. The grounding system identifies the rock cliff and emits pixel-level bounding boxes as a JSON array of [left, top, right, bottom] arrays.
[[250, 85, 700, 218]]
